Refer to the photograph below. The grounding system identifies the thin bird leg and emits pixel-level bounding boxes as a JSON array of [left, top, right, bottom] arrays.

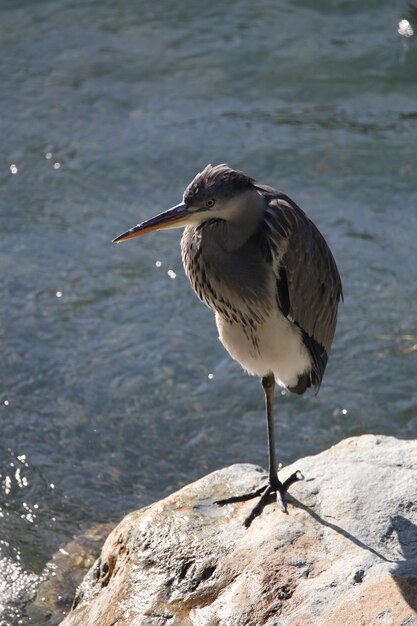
[[263, 373, 279, 487], [215, 373, 303, 528]]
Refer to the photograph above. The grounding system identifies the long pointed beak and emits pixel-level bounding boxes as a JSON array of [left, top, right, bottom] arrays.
[[113, 202, 190, 243]]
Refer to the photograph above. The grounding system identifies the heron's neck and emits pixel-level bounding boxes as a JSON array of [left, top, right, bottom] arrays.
[[216, 189, 264, 252]]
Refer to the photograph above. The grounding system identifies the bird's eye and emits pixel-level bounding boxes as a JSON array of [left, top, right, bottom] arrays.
[[206, 198, 216, 208]]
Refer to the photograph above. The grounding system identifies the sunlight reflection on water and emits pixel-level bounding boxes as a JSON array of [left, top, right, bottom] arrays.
[[398, 19, 414, 38]]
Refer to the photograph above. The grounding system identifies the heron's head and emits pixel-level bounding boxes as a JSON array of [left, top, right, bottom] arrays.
[[113, 164, 260, 243]]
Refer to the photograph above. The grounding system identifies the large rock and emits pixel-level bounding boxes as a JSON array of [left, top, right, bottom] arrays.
[[60, 435, 417, 626]]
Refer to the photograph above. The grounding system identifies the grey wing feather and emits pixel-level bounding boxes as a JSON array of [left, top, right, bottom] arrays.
[[262, 193, 343, 387]]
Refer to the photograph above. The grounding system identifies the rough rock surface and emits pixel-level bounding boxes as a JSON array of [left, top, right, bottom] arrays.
[[60, 435, 417, 626]]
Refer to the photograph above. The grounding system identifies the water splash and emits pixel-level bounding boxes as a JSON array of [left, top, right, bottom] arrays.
[[0, 554, 45, 625]]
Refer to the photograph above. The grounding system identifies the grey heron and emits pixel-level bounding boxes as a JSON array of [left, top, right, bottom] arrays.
[[113, 164, 343, 527]]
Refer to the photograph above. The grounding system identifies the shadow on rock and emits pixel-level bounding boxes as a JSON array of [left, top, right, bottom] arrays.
[[288, 495, 392, 563], [388, 514, 417, 612]]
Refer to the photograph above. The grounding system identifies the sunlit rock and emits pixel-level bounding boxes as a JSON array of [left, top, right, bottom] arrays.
[[59, 436, 417, 626]]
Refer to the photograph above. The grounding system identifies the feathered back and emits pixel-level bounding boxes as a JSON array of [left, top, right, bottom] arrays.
[[260, 187, 343, 390]]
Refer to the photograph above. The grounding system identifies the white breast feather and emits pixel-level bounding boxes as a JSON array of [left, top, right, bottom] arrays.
[[215, 309, 312, 389]]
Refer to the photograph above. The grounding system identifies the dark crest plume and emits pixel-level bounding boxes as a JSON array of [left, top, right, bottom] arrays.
[[184, 164, 254, 204]]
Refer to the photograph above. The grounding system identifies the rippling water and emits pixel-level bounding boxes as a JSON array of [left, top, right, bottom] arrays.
[[1, 1, 417, 622]]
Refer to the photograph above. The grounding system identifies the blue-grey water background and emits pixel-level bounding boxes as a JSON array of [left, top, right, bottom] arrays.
[[1, 0, 417, 622]]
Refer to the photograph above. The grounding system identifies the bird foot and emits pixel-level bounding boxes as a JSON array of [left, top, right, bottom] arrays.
[[215, 470, 303, 528]]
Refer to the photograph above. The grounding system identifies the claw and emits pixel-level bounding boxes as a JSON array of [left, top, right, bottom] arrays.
[[276, 489, 286, 513], [216, 469, 303, 527]]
